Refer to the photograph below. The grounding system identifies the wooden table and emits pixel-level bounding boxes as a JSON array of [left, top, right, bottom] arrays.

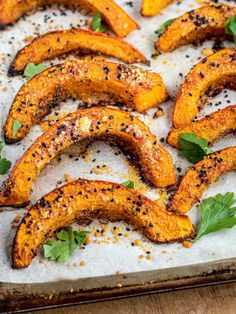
[[33, 282, 236, 313]]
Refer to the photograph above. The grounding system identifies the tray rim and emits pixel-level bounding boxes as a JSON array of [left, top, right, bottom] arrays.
[[1, 257, 236, 313]]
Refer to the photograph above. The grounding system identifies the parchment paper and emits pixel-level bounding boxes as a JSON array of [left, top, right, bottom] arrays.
[[0, 0, 235, 283]]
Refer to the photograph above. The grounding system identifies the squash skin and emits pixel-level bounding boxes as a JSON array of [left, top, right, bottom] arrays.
[[8, 28, 148, 76], [0, 0, 139, 37], [170, 147, 236, 214], [0, 107, 176, 208], [4, 59, 168, 143], [167, 105, 236, 148], [12, 179, 194, 269], [172, 48, 236, 128], [156, 3, 236, 52], [141, 0, 175, 17]]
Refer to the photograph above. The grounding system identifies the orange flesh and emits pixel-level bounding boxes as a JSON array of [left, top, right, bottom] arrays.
[[0, 0, 139, 37], [167, 105, 236, 148], [9, 28, 147, 76], [170, 147, 236, 214], [0, 107, 176, 208], [156, 3, 236, 52], [12, 179, 194, 269], [4, 59, 167, 143], [172, 48, 236, 128]]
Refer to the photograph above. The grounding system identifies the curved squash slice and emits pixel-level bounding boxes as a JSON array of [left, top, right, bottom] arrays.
[[9, 28, 147, 76], [0, 0, 139, 38], [12, 179, 194, 268], [172, 48, 236, 128], [0, 107, 176, 208], [156, 3, 236, 52], [141, 0, 175, 17], [167, 105, 236, 148], [4, 59, 167, 143], [170, 147, 236, 214], [12, 180, 194, 268]]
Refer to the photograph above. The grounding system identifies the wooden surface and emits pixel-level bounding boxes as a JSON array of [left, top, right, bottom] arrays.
[[33, 282, 236, 314]]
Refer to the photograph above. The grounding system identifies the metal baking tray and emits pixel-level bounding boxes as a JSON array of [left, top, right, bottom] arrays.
[[1, 258, 236, 313], [0, 0, 236, 313]]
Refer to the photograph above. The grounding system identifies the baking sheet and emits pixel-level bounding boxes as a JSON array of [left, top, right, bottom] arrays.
[[0, 0, 235, 284]]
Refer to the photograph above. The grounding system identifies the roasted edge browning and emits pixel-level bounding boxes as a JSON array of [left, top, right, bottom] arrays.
[[169, 147, 236, 214], [0, 107, 176, 208], [8, 28, 148, 76], [156, 3, 236, 52], [4, 59, 168, 143], [172, 48, 236, 128], [141, 0, 175, 17], [167, 105, 236, 148], [0, 0, 139, 38], [12, 179, 194, 268]]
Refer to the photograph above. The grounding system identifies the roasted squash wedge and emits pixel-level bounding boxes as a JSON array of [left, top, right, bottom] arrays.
[[172, 48, 236, 128], [167, 105, 236, 148], [0, 107, 176, 208], [156, 3, 236, 52], [12, 179, 194, 268], [0, 0, 139, 37], [141, 0, 175, 17], [9, 28, 147, 76], [4, 59, 168, 143], [170, 147, 236, 214]]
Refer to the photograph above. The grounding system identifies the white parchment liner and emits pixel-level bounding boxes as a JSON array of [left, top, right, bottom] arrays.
[[0, 0, 235, 283]]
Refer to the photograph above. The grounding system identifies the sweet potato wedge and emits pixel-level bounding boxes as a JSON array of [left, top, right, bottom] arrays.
[[141, 0, 175, 16], [170, 147, 236, 214], [12, 179, 194, 268], [172, 48, 236, 128], [4, 59, 167, 143], [167, 105, 236, 148], [156, 3, 236, 52], [9, 28, 147, 76], [0, 107, 176, 208], [0, 0, 139, 37]]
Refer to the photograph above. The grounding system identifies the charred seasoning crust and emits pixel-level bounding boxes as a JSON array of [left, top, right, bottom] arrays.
[[141, 0, 175, 17], [169, 147, 236, 214], [167, 105, 236, 148], [0, 0, 139, 38], [0, 107, 176, 208], [12, 179, 194, 269], [8, 28, 148, 76], [4, 59, 168, 143], [172, 48, 236, 128], [156, 3, 236, 52]]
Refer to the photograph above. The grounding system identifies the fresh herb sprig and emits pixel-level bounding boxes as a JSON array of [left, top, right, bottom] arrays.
[[122, 180, 135, 189], [155, 18, 175, 37], [23, 63, 47, 79], [194, 192, 236, 242], [225, 16, 236, 45], [43, 227, 89, 263], [12, 120, 22, 137], [0, 141, 11, 174], [92, 12, 106, 33], [179, 133, 212, 163]]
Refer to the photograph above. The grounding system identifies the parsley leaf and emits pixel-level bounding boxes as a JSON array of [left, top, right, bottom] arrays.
[[122, 180, 135, 189], [12, 120, 22, 137], [0, 141, 4, 155], [92, 12, 106, 32], [225, 16, 236, 45], [0, 141, 11, 175], [24, 63, 47, 79], [194, 192, 236, 242], [0, 158, 11, 174], [179, 133, 212, 163], [43, 227, 89, 263], [155, 19, 175, 37]]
